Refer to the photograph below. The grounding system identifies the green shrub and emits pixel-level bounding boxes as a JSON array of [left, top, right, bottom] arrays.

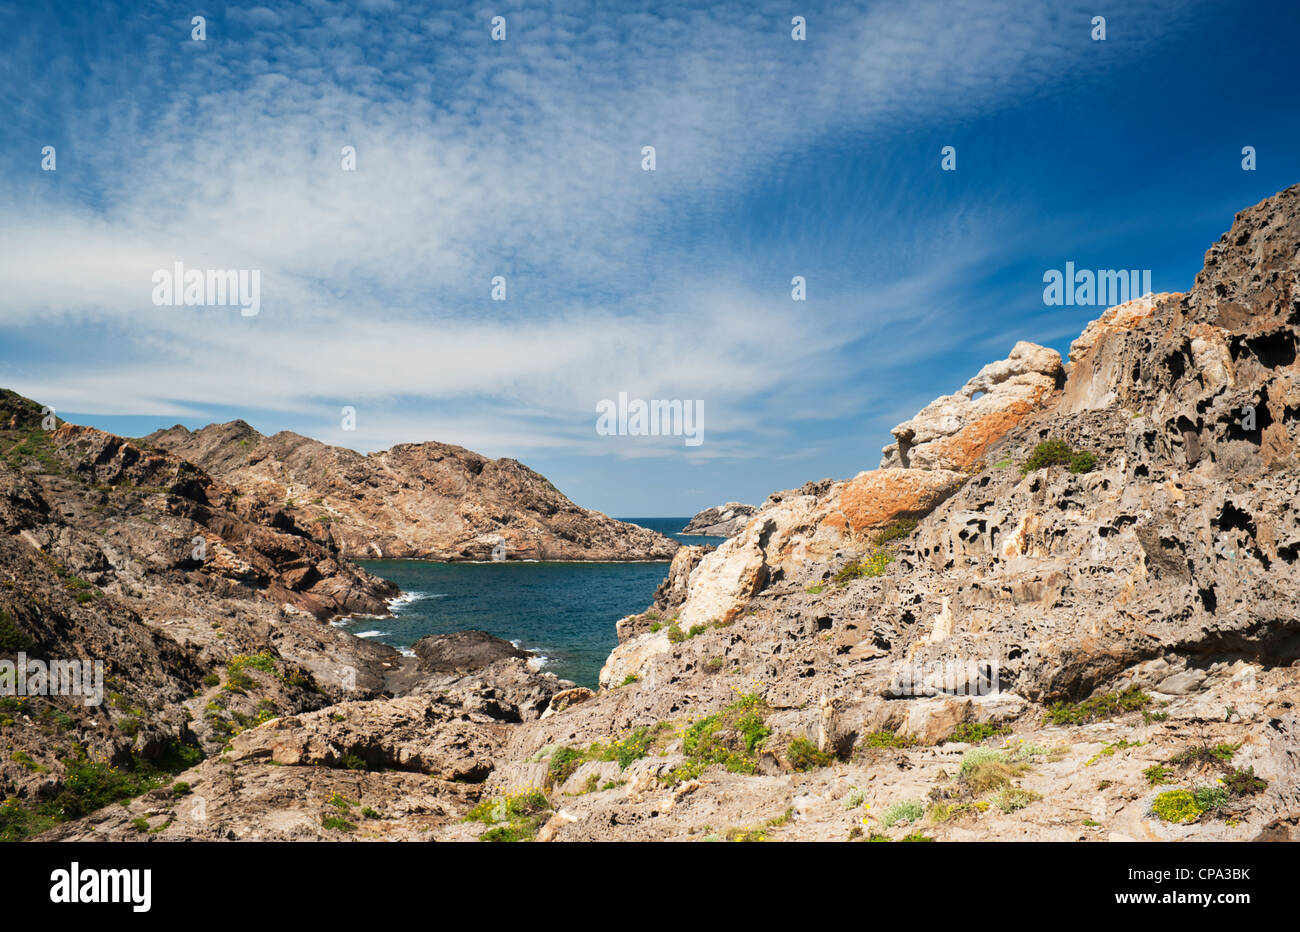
[[598, 725, 658, 769], [786, 736, 833, 772], [547, 746, 586, 787], [944, 722, 1010, 744], [1068, 451, 1097, 473], [1170, 743, 1239, 767], [1019, 440, 1099, 475], [736, 710, 772, 755], [881, 799, 925, 828], [0, 799, 57, 842], [0, 736, 207, 838], [1143, 764, 1174, 786], [1044, 687, 1151, 725], [464, 789, 552, 842], [804, 584, 824, 595], [11, 751, 45, 772], [1020, 440, 1074, 473], [660, 692, 772, 786], [1151, 789, 1203, 824], [0, 610, 35, 654], [992, 787, 1041, 813], [860, 729, 919, 749], [322, 815, 356, 832], [1224, 766, 1268, 796], [876, 518, 919, 545], [666, 623, 686, 644], [1193, 785, 1230, 812]]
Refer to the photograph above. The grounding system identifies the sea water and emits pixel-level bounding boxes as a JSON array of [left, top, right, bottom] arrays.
[[346, 518, 727, 688]]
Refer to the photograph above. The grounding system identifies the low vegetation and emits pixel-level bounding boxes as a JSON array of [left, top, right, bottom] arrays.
[[1044, 687, 1151, 725], [875, 518, 919, 545], [722, 807, 796, 842], [0, 738, 205, 842], [991, 786, 1041, 813], [881, 799, 925, 828], [662, 690, 773, 786], [464, 789, 552, 842], [546, 722, 675, 789], [1144, 764, 1174, 786], [943, 722, 1010, 745], [0, 610, 35, 653], [1151, 789, 1203, 824], [833, 549, 893, 586], [1020, 439, 1097, 475], [858, 729, 920, 750], [1169, 742, 1239, 767], [786, 736, 834, 772]]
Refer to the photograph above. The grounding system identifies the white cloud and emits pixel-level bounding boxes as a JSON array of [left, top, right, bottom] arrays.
[[0, 0, 1208, 459]]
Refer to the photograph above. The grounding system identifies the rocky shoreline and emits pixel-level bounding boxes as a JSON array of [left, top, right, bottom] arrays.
[[5, 184, 1300, 842]]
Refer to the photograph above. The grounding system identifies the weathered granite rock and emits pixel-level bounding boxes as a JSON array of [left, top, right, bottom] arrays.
[[412, 630, 529, 673], [0, 391, 404, 816], [680, 503, 757, 537], [615, 544, 711, 643], [881, 341, 1064, 471], [599, 467, 966, 686], [408, 658, 576, 723], [226, 695, 505, 778]]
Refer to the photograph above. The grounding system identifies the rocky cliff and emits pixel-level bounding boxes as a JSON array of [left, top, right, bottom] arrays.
[[16, 184, 1300, 843], [0, 389, 582, 840], [0, 389, 419, 838], [142, 423, 677, 562]]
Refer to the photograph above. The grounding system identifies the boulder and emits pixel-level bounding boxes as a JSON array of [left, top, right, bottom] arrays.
[[413, 630, 529, 674]]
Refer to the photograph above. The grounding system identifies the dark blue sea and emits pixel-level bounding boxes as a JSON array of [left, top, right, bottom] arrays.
[[345, 518, 727, 688]]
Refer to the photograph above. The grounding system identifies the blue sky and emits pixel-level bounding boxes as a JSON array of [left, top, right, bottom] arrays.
[[1, 0, 1297, 516]]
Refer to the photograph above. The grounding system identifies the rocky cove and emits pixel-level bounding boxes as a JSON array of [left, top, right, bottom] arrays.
[[4, 185, 1300, 842]]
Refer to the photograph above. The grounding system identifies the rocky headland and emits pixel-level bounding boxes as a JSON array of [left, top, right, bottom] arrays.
[[142, 423, 677, 562], [7, 184, 1300, 843]]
